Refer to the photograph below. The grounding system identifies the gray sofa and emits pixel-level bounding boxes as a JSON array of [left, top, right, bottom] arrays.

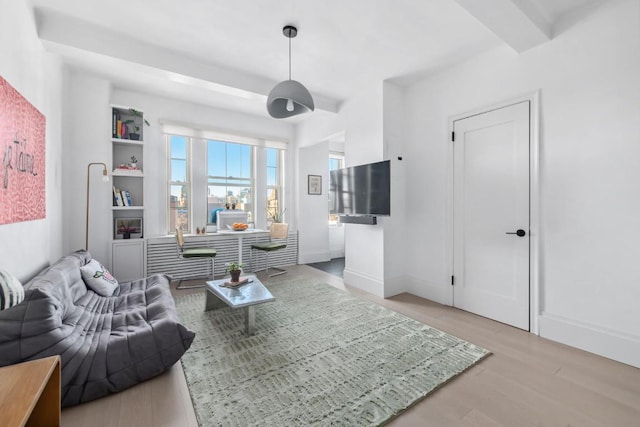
[[0, 250, 195, 406]]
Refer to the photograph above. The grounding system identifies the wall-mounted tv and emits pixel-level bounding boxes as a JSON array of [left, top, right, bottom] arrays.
[[329, 160, 391, 216]]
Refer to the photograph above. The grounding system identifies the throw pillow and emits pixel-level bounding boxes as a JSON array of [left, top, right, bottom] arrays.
[[80, 259, 119, 297], [0, 270, 24, 310]]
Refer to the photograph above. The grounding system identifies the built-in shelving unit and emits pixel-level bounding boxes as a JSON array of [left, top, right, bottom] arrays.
[[110, 105, 146, 281]]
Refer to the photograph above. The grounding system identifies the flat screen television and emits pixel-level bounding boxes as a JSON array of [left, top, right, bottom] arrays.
[[329, 160, 390, 216]]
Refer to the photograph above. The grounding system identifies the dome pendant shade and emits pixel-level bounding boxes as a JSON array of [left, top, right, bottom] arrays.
[[267, 25, 314, 119], [267, 80, 315, 118]]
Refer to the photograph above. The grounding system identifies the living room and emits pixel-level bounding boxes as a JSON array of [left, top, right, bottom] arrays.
[[1, 0, 639, 425]]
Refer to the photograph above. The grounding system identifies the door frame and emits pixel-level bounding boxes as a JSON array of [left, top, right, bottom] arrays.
[[445, 91, 541, 334]]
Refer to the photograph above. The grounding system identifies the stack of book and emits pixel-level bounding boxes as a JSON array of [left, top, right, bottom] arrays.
[[220, 277, 251, 288], [113, 119, 129, 139], [113, 187, 133, 207]]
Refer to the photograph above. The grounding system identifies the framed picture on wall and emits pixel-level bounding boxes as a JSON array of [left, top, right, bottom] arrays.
[[308, 175, 322, 195], [114, 217, 143, 239]]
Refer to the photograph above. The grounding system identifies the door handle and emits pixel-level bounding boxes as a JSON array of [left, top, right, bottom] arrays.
[[506, 229, 526, 237]]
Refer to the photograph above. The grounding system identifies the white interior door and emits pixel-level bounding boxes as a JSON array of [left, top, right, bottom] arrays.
[[452, 101, 530, 330]]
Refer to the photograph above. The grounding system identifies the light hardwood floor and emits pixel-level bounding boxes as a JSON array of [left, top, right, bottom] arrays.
[[62, 265, 640, 426]]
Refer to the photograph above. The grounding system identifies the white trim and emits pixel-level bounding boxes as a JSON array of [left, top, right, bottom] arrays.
[[446, 90, 541, 334], [110, 103, 144, 112], [298, 250, 331, 264], [160, 120, 288, 149], [539, 312, 640, 368], [529, 90, 541, 334], [404, 274, 451, 306], [343, 268, 385, 298], [166, 134, 192, 234]]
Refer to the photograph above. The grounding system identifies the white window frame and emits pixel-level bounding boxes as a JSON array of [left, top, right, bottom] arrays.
[[328, 152, 344, 225], [266, 147, 285, 227], [167, 134, 192, 234], [206, 139, 255, 225], [162, 122, 288, 234]]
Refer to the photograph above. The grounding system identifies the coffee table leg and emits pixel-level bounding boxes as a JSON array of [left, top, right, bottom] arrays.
[[205, 290, 227, 311], [244, 306, 255, 335]]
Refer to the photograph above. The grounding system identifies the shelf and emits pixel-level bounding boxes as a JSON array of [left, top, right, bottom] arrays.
[[111, 105, 146, 276], [112, 138, 144, 145], [112, 206, 144, 210], [112, 170, 144, 177]]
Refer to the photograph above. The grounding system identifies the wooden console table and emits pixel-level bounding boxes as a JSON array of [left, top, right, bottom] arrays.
[[0, 356, 61, 427]]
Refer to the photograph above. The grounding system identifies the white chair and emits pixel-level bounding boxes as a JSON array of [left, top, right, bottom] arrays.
[[175, 227, 217, 289], [250, 223, 289, 277]]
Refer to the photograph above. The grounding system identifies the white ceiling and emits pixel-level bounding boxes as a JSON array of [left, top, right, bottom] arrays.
[[30, 0, 608, 121]]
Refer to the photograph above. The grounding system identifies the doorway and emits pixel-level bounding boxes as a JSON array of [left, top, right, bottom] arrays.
[[450, 97, 538, 331]]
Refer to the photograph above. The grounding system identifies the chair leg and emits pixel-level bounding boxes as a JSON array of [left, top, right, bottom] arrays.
[[251, 249, 286, 277], [175, 256, 215, 290], [266, 251, 286, 277], [251, 248, 267, 274]]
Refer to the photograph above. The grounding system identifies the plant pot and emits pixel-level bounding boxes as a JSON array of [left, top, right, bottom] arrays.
[[123, 232, 131, 239], [230, 270, 241, 282], [129, 133, 140, 140]]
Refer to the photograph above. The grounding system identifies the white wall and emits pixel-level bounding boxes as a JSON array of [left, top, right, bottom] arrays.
[[0, 0, 64, 281], [341, 85, 386, 296], [62, 72, 111, 264], [297, 141, 330, 264], [402, 0, 640, 367], [296, 83, 401, 296], [382, 82, 407, 297], [295, 111, 346, 264]]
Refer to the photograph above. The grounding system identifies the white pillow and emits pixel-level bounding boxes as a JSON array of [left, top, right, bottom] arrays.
[[80, 259, 119, 297], [0, 270, 24, 310]]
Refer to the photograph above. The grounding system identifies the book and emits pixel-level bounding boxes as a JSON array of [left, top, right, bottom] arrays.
[[123, 190, 132, 206], [112, 187, 122, 206], [221, 277, 252, 288], [113, 187, 124, 206], [112, 110, 121, 138]]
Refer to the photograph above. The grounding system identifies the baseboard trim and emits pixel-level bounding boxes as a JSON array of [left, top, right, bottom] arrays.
[[343, 268, 384, 298], [329, 250, 345, 259], [298, 251, 331, 265], [539, 312, 640, 368], [402, 274, 451, 306]]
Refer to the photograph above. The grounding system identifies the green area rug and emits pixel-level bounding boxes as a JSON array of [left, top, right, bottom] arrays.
[[175, 276, 490, 426]]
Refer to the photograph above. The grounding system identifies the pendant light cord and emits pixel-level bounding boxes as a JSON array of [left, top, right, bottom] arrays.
[[288, 33, 292, 80]]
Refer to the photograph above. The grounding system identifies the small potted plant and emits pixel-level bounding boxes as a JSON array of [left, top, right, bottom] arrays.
[[226, 261, 243, 282], [125, 109, 150, 140], [125, 121, 142, 140]]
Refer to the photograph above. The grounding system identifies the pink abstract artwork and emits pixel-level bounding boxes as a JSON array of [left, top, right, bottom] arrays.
[[0, 76, 46, 225]]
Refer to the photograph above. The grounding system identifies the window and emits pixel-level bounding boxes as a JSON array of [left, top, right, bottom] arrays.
[[329, 153, 344, 225], [164, 124, 287, 234], [266, 147, 283, 226], [207, 140, 254, 224], [168, 135, 190, 233]]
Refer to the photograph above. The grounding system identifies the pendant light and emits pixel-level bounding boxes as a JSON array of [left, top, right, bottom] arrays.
[[267, 25, 315, 119]]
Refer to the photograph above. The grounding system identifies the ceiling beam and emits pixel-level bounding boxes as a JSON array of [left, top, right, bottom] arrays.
[[454, 0, 551, 53], [34, 8, 340, 114]]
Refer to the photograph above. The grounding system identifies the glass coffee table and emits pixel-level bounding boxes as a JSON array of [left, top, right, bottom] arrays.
[[204, 275, 275, 335]]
